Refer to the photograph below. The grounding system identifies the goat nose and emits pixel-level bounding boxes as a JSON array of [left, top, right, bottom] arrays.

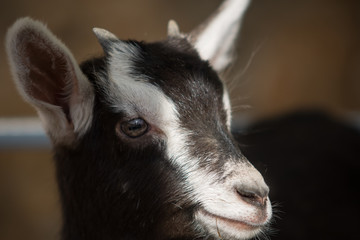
[[236, 185, 269, 208]]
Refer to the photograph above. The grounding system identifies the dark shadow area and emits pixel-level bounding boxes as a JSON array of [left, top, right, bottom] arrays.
[[235, 111, 360, 239]]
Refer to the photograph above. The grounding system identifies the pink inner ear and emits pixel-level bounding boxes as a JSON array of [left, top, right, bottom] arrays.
[[18, 29, 75, 122]]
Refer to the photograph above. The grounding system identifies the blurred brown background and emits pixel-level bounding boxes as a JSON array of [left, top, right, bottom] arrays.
[[0, 0, 359, 240]]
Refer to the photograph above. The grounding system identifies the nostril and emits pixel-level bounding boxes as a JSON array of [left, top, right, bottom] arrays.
[[236, 186, 268, 208]]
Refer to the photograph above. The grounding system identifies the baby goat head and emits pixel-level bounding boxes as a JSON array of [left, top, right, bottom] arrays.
[[6, 0, 271, 239]]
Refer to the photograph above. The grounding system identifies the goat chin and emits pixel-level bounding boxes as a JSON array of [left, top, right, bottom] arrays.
[[196, 208, 269, 240]]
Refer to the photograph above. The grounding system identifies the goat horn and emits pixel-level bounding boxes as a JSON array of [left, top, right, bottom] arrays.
[[167, 20, 181, 37]]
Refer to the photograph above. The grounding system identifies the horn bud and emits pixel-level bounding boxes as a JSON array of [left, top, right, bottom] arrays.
[[167, 20, 181, 37]]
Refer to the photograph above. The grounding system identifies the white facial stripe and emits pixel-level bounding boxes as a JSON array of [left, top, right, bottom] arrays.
[[223, 87, 232, 129], [107, 43, 179, 130]]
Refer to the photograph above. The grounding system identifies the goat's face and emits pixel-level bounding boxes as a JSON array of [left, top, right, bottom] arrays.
[[78, 37, 272, 239], [6, 1, 272, 239]]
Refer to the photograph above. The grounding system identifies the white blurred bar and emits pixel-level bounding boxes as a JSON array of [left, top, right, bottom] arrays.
[[0, 114, 359, 149], [0, 117, 50, 149]]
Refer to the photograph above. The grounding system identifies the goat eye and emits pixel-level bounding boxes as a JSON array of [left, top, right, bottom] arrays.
[[120, 118, 148, 138]]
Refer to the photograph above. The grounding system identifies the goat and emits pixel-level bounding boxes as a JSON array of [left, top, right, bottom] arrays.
[[5, 0, 272, 239]]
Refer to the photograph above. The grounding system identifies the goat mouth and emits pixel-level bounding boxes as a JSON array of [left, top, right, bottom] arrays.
[[196, 208, 264, 239]]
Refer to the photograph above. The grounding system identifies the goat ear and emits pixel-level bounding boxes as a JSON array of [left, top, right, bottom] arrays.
[[188, 0, 251, 72], [5, 17, 93, 145]]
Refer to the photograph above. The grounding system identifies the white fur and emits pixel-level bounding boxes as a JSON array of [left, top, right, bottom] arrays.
[[5, 18, 93, 145], [223, 88, 232, 129], [190, 0, 251, 72]]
